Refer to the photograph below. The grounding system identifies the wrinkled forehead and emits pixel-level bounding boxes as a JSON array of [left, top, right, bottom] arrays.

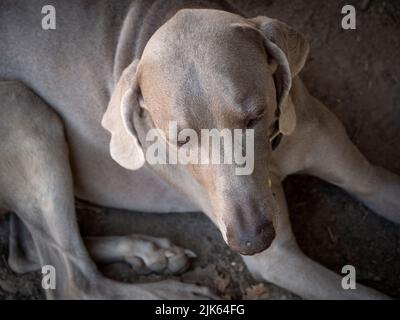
[[138, 9, 273, 129]]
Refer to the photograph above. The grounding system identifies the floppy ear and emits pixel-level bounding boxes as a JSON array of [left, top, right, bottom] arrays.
[[101, 60, 145, 170], [250, 16, 309, 136]]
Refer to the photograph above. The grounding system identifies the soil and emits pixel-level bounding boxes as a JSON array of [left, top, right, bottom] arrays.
[[0, 0, 399, 299]]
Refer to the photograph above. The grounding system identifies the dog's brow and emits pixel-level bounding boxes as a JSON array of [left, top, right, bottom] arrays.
[[239, 101, 266, 118], [231, 94, 266, 114]]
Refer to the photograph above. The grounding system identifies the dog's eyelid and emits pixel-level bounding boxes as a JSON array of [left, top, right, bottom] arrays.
[[246, 110, 265, 128], [177, 135, 190, 147], [241, 106, 260, 117], [254, 109, 266, 118], [250, 103, 266, 116], [246, 108, 266, 121]]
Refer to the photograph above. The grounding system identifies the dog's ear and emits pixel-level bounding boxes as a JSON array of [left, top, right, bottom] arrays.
[[101, 59, 145, 170], [249, 16, 309, 136]]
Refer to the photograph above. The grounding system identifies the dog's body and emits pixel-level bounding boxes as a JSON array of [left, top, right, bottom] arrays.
[[0, 0, 203, 212], [0, 0, 399, 299]]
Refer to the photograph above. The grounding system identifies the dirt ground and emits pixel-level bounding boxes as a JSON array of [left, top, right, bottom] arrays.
[[0, 0, 399, 299]]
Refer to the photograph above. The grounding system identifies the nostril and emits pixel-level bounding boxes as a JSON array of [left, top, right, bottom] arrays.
[[256, 221, 268, 234]]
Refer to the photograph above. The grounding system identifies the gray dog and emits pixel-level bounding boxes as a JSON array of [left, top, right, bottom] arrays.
[[0, 0, 399, 299]]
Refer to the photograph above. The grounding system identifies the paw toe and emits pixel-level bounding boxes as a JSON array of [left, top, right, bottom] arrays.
[[125, 237, 195, 275]]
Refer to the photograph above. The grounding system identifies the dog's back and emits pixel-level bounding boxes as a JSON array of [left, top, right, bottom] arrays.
[[0, 0, 202, 212], [0, 1, 133, 108]]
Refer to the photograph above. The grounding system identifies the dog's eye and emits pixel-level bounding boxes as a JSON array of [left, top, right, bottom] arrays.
[[246, 113, 264, 129], [177, 136, 190, 147]]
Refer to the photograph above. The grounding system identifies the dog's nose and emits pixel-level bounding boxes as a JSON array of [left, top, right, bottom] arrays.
[[225, 218, 275, 255]]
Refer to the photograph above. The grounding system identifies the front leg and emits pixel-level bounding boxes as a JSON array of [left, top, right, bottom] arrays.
[[242, 180, 389, 299], [0, 81, 215, 300], [8, 214, 195, 276], [301, 100, 400, 224]]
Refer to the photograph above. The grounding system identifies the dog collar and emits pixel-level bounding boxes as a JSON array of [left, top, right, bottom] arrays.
[[269, 121, 283, 151]]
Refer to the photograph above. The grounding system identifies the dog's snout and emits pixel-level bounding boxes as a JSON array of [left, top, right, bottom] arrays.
[[225, 218, 275, 255]]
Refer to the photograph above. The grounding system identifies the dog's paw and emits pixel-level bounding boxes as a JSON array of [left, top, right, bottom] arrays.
[[142, 280, 220, 300], [122, 235, 196, 275]]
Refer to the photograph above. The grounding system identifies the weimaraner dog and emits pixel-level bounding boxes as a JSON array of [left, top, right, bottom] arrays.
[[0, 0, 399, 299]]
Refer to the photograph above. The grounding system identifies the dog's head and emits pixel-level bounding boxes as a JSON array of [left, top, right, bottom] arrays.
[[102, 9, 309, 255]]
